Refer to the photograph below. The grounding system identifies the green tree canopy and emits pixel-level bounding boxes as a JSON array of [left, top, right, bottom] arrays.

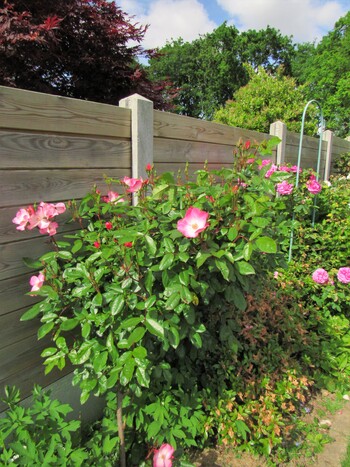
[[147, 23, 295, 119], [213, 66, 317, 135], [292, 11, 350, 137]]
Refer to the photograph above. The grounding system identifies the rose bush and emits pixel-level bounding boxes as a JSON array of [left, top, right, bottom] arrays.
[[10, 138, 339, 463]]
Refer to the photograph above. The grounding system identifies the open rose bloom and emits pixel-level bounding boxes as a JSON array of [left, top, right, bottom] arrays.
[[29, 272, 45, 292], [122, 176, 144, 193], [307, 178, 322, 194], [337, 267, 350, 284], [177, 207, 209, 238], [153, 444, 174, 467], [13, 202, 66, 236], [312, 268, 329, 284], [276, 180, 294, 195]]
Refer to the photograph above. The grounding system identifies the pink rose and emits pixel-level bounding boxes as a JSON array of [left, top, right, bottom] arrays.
[[103, 191, 124, 203], [122, 176, 144, 193], [337, 267, 350, 284], [259, 159, 272, 169], [153, 444, 174, 467], [307, 179, 322, 194], [276, 180, 294, 195], [177, 207, 209, 238], [105, 222, 113, 230], [290, 166, 302, 173], [279, 166, 291, 172], [312, 268, 329, 284], [265, 164, 277, 178], [247, 158, 255, 164], [29, 272, 45, 292], [12, 207, 33, 231]]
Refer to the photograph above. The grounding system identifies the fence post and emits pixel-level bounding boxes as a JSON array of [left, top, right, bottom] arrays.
[[322, 130, 333, 181], [269, 121, 286, 165], [119, 94, 153, 203]]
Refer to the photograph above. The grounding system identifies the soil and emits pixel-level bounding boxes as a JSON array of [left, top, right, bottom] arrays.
[[191, 392, 350, 466]]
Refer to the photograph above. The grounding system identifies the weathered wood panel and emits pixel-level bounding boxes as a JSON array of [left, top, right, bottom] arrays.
[[0, 86, 131, 138], [154, 138, 235, 165], [154, 109, 270, 145], [0, 309, 40, 349], [0, 273, 39, 316], [0, 234, 65, 281], [0, 169, 128, 207], [0, 131, 131, 169]]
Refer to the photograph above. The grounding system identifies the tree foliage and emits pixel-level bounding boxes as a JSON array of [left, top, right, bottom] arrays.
[[292, 11, 350, 137], [213, 66, 317, 135], [147, 23, 295, 119], [0, 0, 174, 108]]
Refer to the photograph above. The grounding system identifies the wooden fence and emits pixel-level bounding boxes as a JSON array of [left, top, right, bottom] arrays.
[[1, 86, 350, 411]]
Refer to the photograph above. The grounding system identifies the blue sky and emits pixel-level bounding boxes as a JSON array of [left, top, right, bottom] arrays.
[[118, 0, 349, 49]]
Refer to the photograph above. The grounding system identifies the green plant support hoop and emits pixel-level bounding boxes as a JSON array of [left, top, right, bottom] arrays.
[[288, 99, 325, 262]]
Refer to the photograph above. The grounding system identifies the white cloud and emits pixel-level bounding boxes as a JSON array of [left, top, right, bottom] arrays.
[[216, 0, 347, 42], [119, 0, 217, 49]]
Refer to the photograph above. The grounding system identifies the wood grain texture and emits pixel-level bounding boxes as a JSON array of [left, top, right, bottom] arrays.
[[0, 169, 128, 207], [0, 273, 39, 315], [0, 131, 131, 169], [0, 309, 40, 349], [0, 86, 131, 138], [154, 109, 270, 145], [0, 356, 72, 412], [154, 138, 236, 165]]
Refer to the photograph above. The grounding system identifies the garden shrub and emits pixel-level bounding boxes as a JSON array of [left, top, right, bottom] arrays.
[[9, 137, 345, 464]]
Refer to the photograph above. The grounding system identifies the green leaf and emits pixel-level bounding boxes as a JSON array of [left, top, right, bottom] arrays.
[[144, 235, 157, 256], [136, 367, 150, 388], [165, 292, 181, 310], [127, 327, 146, 346], [196, 252, 211, 268], [163, 237, 175, 253], [120, 359, 136, 386], [111, 295, 125, 315], [255, 236, 277, 253], [71, 239, 83, 254], [215, 258, 230, 281], [21, 302, 42, 321], [243, 242, 253, 261], [180, 286, 192, 304], [236, 261, 255, 275], [93, 351, 108, 373], [133, 346, 147, 359], [251, 217, 270, 228], [120, 317, 143, 329], [23, 257, 43, 269], [145, 318, 164, 339], [228, 227, 238, 241], [145, 270, 154, 295], [168, 327, 180, 349], [147, 420, 161, 439], [159, 253, 174, 270], [60, 318, 79, 331], [38, 322, 55, 339]]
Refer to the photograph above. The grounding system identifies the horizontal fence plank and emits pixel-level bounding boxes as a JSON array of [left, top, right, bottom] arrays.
[[154, 138, 236, 165], [154, 110, 270, 145], [0, 169, 128, 207], [0, 131, 131, 169], [0, 351, 72, 411], [0, 235, 61, 281], [155, 162, 234, 177], [0, 273, 39, 316], [0, 86, 131, 138], [332, 136, 350, 153], [0, 309, 40, 349]]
